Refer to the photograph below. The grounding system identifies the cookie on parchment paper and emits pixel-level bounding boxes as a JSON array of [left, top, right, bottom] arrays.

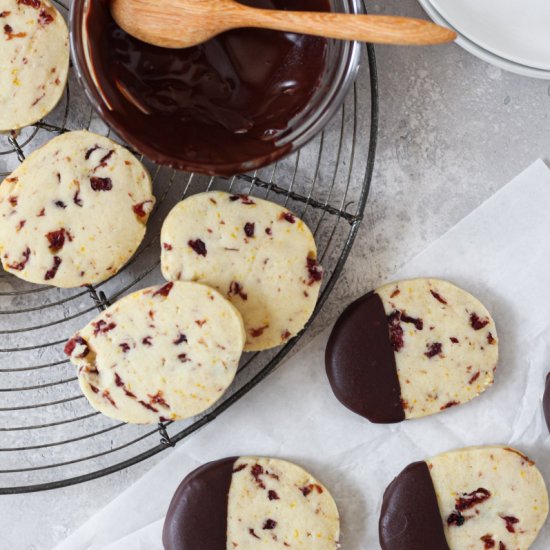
[[326, 278, 498, 423], [163, 456, 340, 549], [380, 446, 548, 550]]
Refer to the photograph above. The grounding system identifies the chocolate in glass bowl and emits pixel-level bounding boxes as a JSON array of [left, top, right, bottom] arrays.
[[71, 0, 362, 176]]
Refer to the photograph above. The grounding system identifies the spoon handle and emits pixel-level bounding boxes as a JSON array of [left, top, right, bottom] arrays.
[[229, 9, 456, 46]]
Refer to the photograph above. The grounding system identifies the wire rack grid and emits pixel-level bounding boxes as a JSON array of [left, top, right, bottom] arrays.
[[0, 0, 379, 494]]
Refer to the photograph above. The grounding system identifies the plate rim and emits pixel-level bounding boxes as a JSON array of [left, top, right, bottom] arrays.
[[429, 0, 550, 71], [417, 0, 550, 80]]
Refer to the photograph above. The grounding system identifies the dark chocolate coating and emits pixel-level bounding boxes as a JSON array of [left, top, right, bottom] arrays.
[[325, 292, 405, 423], [77, 0, 329, 176], [379, 461, 449, 550], [544, 373, 550, 433], [162, 456, 237, 550]]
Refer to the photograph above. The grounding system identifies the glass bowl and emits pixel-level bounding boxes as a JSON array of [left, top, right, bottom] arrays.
[[70, 0, 362, 176]]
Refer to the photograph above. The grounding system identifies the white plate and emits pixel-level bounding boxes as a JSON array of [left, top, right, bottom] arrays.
[[431, 0, 550, 71], [418, 0, 550, 80]]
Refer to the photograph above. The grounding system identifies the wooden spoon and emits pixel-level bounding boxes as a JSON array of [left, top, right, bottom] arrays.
[[110, 0, 457, 49]]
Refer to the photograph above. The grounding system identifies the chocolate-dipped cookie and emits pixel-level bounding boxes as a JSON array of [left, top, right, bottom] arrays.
[[379, 446, 549, 550], [544, 373, 550, 434], [163, 456, 340, 549], [325, 279, 498, 423]]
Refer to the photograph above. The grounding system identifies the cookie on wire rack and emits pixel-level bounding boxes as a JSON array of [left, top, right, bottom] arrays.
[[65, 281, 246, 424], [0, 0, 69, 131], [161, 191, 323, 352], [0, 130, 154, 287], [163, 456, 340, 550]]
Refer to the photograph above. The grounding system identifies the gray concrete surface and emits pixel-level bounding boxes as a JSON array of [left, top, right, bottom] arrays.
[[2, 0, 550, 548]]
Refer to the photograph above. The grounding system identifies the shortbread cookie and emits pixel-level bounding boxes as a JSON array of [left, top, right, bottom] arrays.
[[380, 446, 549, 550], [326, 278, 498, 423], [0, 0, 69, 131], [161, 191, 323, 351], [163, 456, 340, 549], [0, 130, 154, 287], [65, 282, 245, 424]]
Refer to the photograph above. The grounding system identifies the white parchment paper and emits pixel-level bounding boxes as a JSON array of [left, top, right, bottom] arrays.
[[56, 160, 550, 550]]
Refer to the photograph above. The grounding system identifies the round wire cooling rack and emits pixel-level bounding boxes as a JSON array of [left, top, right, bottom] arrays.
[[0, 0, 378, 494]]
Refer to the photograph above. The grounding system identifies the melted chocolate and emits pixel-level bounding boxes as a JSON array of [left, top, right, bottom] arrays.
[[78, 0, 329, 175], [325, 292, 405, 423], [163, 456, 237, 550], [379, 461, 450, 550], [544, 373, 550, 433]]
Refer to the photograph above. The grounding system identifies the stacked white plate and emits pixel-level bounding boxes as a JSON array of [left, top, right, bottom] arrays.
[[418, 0, 550, 79]]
